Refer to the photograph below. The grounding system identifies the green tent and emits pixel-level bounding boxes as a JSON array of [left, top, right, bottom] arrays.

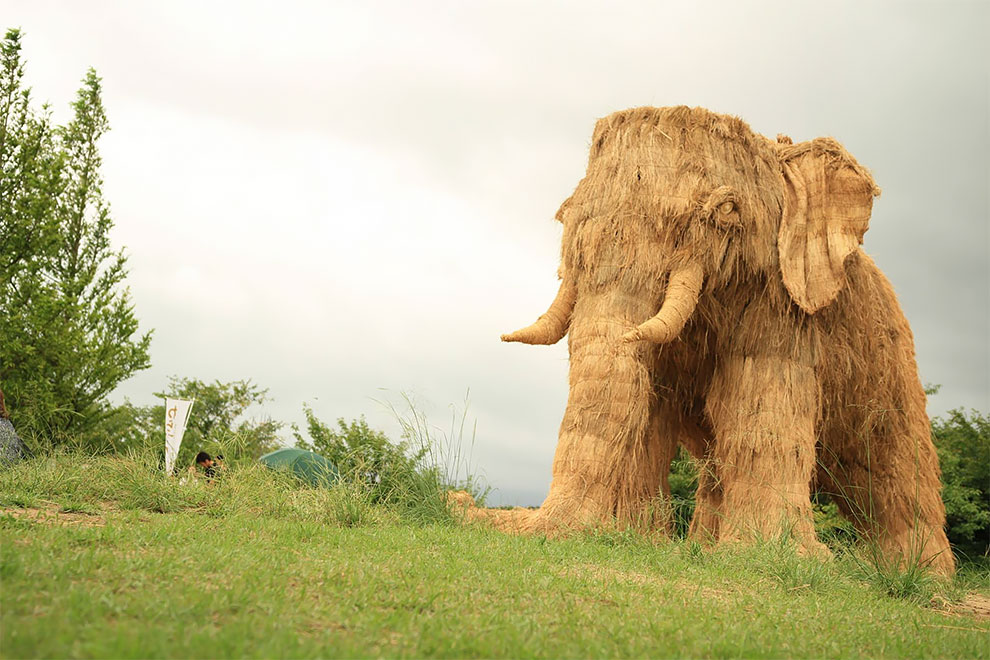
[[258, 448, 340, 487]]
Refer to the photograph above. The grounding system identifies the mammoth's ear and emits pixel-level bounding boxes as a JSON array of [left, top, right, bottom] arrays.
[[777, 137, 880, 314]]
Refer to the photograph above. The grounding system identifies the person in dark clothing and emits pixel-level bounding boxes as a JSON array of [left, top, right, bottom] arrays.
[[195, 451, 216, 480]]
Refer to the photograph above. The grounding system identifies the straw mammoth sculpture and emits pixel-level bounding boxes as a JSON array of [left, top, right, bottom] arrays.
[[487, 106, 952, 574]]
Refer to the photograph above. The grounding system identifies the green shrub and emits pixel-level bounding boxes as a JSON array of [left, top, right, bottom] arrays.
[[812, 496, 857, 549], [844, 546, 943, 605], [293, 406, 424, 497], [931, 408, 990, 560], [668, 447, 698, 538]]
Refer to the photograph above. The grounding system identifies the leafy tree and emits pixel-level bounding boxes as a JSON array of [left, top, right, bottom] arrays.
[[0, 28, 151, 446], [932, 408, 990, 559], [110, 377, 283, 465]]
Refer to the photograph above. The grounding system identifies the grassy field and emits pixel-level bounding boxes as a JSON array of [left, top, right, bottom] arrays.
[[1, 454, 988, 659]]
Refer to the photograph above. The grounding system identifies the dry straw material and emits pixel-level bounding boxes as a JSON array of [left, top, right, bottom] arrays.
[[479, 106, 952, 575]]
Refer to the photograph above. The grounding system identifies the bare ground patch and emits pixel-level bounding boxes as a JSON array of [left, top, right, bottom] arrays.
[[953, 594, 990, 621], [1, 502, 107, 527], [558, 562, 738, 602]]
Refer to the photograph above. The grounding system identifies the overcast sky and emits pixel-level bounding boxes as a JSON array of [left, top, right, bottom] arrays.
[[4, 0, 988, 505]]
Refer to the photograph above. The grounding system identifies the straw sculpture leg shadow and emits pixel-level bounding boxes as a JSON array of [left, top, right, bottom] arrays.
[[468, 106, 953, 575]]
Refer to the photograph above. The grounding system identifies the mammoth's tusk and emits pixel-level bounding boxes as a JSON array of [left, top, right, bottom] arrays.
[[501, 277, 577, 345], [621, 262, 704, 344]]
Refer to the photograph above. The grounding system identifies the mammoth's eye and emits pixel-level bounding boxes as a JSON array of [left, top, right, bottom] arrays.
[[702, 186, 740, 228]]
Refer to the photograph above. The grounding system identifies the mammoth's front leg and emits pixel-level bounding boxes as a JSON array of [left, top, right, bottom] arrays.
[[533, 298, 676, 533], [705, 355, 827, 556]]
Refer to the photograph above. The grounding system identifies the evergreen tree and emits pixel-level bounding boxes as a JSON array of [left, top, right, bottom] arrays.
[[0, 29, 151, 446]]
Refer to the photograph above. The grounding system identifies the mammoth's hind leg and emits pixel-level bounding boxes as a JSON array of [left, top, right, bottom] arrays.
[[817, 401, 954, 575], [815, 255, 954, 574]]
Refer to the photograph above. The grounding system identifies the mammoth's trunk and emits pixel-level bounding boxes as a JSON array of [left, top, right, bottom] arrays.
[[501, 276, 577, 345], [621, 262, 704, 344]]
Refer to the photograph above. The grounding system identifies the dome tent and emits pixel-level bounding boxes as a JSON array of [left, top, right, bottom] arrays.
[[258, 447, 339, 487]]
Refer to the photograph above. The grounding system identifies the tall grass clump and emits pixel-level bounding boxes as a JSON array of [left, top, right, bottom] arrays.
[[752, 534, 840, 593], [0, 446, 214, 512], [0, 446, 400, 528], [376, 392, 490, 524], [1, 391, 490, 530], [840, 540, 955, 605], [208, 461, 393, 528], [288, 393, 489, 525]]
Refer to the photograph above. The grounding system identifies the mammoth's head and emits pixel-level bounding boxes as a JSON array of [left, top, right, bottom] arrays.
[[556, 106, 879, 343]]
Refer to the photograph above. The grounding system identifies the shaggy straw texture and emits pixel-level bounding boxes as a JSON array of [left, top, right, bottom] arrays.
[[484, 106, 952, 575]]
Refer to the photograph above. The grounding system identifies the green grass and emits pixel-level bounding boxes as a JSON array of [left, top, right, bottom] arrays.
[[1, 454, 988, 659]]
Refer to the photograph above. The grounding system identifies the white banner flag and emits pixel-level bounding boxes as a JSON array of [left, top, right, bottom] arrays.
[[164, 398, 194, 475]]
